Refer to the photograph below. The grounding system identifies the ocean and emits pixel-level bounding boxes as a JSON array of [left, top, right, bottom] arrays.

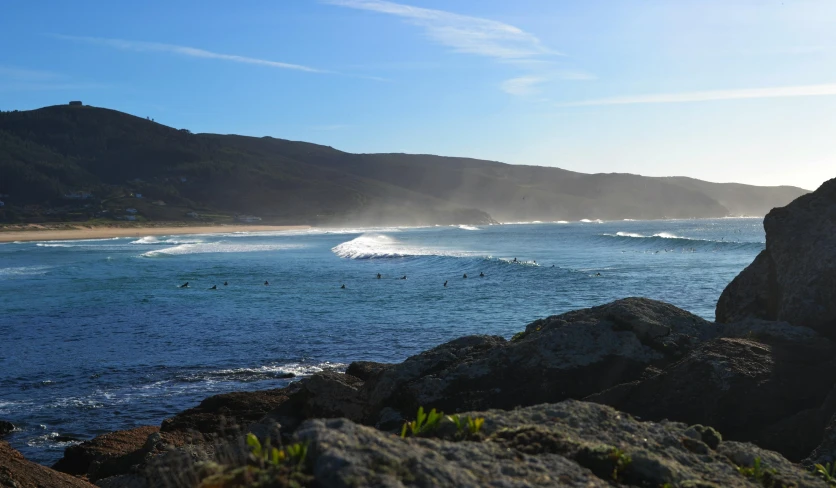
[[0, 218, 764, 465]]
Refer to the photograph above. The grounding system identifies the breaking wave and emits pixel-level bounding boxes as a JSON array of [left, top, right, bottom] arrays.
[[600, 232, 764, 251], [141, 241, 300, 257], [457, 225, 480, 231], [332, 234, 471, 260]]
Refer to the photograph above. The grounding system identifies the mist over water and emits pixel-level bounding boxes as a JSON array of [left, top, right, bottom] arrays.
[[0, 218, 763, 464]]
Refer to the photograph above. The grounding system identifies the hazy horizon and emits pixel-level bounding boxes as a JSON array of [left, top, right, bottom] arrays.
[[2, 0, 834, 191]]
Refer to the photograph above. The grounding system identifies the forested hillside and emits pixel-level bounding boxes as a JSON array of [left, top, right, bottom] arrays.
[[0, 104, 809, 225]]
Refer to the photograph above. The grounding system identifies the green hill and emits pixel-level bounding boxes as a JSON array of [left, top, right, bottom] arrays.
[[0, 104, 809, 225]]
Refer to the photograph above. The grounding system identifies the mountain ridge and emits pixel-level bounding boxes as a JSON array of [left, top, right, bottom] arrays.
[[0, 104, 809, 225]]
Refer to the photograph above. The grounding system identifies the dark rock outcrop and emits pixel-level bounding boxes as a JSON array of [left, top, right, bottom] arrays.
[[587, 332, 836, 461], [0, 421, 13, 437], [52, 426, 160, 481], [717, 177, 836, 335], [348, 298, 717, 421], [1, 440, 96, 488], [160, 386, 298, 435]]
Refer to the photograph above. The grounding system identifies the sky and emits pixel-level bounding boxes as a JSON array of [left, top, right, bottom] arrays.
[[1, 0, 834, 191]]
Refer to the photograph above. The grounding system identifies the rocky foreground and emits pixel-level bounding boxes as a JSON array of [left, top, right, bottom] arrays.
[[2, 178, 835, 487]]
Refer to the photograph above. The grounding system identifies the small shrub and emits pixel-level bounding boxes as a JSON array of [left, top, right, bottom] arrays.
[[246, 433, 307, 470], [737, 457, 776, 485], [447, 414, 485, 436], [401, 406, 444, 438], [813, 462, 836, 485]]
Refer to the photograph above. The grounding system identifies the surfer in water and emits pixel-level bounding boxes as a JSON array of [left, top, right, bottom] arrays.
[[463, 273, 467, 278], [443, 281, 448, 287], [209, 285, 217, 290], [341, 284, 346, 289], [377, 273, 381, 279], [513, 257, 517, 263], [180, 282, 189, 288], [264, 280, 269, 285], [401, 275, 407, 280], [479, 272, 484, 277], [223, 281, 228, 286]]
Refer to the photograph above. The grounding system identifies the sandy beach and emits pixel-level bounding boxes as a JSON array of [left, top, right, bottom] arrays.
[[0, 225, 311, 243]]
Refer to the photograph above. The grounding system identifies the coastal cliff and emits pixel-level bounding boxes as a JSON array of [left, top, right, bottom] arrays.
[[4, 178, 836, 487]]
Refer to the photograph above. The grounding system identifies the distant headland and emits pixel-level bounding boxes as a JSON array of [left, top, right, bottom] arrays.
[[0, 103, 808, 227]]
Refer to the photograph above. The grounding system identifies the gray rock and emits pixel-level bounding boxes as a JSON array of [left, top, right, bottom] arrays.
[[356, 298, 717, 419], [293, 400, 826, 487], [716, 177, 836, 335], [587, 335, 836, 461], [0, 420, 14, 437]]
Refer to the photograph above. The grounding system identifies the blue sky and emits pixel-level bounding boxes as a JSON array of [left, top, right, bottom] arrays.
[[1, 0, 834, 191]]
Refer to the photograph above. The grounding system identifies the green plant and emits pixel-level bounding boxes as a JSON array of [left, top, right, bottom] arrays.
[[447, 414, 485, 435], [246, 433, 308, 471], [609, 448, 632, 481], [813, 462, 836, 485], [737, 457, 776, 484], [511, 331, 527, 342], [401, 406, 444, 438]]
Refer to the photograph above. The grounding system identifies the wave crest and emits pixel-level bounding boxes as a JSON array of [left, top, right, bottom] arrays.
[[332, 234, 470, 260]]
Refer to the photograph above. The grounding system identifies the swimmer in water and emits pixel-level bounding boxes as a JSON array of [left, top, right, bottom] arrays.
[[479, 272, 484, 277], [463, 273, 467, 278], [443, 281, 448, 287], [180, 282, 189, 288], [377, 273, 381, 279], [223, 281, 228, 286], [264, 281, 269, 285], [341, 284, 346, 289], [209, 285, 217, 290]]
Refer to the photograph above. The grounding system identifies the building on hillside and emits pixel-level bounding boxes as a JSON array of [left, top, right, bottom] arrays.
[[69, 101, 82, 106], [236, 215, 262, 223]]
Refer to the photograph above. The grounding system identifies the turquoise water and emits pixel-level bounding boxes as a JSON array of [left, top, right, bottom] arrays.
[[0, 219, 764, 464]]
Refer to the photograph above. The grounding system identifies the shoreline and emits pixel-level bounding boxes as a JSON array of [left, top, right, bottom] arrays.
[[0, 224, 311, 243]]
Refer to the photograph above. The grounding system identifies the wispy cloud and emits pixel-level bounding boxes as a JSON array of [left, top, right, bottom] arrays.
[[559, 83, 836, 106], [0, 65, 106, 91], [53, 34, 325, 73], [501, 71, 595, 97], [500, 76, 546, 96], [325, 0, 555, 60], [0, 65, 61, 81]]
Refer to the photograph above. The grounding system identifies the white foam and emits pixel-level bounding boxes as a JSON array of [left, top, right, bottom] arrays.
[[141, 241, 300, 257], [131, 236, 203, 245], [553, 221, 569, 224], [615, 232, 646, 238], [0, 265, 52, 277], [35, 243, 72, 248], [332, 234, 471, 260], [457, 225, 480, 231]]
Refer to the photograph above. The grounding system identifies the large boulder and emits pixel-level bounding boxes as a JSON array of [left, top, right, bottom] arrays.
[[587, 331, 836, 461], [289, 400, 825, 487], [717, 177, 836, 335], [0, 440, 96, 488], [352, 297, 719, 421], [160, 385, 299, 435]]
